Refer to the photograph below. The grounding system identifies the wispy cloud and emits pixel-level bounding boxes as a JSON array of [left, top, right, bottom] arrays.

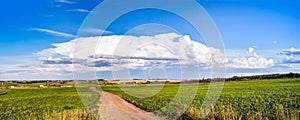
[[29, 28, 75, 38], [81, 28, 114, 35], [67, 9, 90, 13], [55, 0, 76, 4]]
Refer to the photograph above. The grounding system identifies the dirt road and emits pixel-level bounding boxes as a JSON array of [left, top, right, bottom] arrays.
[[90, 87, 164, 120]]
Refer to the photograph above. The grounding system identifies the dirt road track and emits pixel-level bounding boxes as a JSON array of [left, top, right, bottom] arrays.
[[90, 87, 164, 120]]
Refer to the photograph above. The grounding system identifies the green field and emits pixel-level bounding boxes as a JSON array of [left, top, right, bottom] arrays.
[[0, 87, 95, 120], [0, 78, 299, 120], [101, 78, 300, 119]]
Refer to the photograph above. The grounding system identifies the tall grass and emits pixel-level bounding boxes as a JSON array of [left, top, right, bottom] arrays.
[[185, 104, 300, 120], [43, 109, 95, 120]]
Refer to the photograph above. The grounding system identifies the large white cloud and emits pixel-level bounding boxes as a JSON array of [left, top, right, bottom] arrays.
[[1, 33, 282, 80], [37, 33, 278, 71], [37, 33, 227, 71]]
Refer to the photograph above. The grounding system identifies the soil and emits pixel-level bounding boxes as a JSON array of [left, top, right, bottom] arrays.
[[90, 87, 164, 120]]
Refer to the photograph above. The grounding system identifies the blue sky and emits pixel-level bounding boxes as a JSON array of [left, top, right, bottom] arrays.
[[0, 0, 300, 80]]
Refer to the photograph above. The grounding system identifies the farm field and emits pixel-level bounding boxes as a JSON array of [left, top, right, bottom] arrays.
[[0, 87, 95, 120], [101, 78, 300, 119], [0, 78, 299, 120]]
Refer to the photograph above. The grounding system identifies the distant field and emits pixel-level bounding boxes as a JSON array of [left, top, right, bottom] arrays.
[[101, 78, 300, 119], [0, 88, 95, 120]]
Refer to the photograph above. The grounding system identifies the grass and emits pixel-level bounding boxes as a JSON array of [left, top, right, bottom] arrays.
[[0, 87, 96, 120], [0, 78, 298, 119], [101, 78, 300, 119]]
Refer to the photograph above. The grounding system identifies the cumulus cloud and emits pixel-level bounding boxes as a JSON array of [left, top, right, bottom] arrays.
[[2, 33, 297, 80], [37, 41, 74, 59], [228, 57, 274, 69], [247, 47, 254, 54], [37, 33, 227, 71], [227, 47, 274, 69], [30, 33, 281, 80]]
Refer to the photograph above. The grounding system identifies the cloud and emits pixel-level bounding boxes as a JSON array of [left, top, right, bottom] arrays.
[[281, 47, 300, 55], [30, 28, 75, 38], [227, 47, 274, 69], [37, 33, 279, 71], [125, 23, 176, 36], [67, 9, 90, 13], [3, 33, 288, 80], [280, 48, 300, 64], [228, 57, 274, 69], [247, 47, 254, 54], [80, 28, 114, 35], [41, 57, 72, 64], [55, 0, 76, 4], [0, 62, 73, 80], [283, 55, 300, 63], [37, 33, 227, 71], [2, 33, 286, 80]]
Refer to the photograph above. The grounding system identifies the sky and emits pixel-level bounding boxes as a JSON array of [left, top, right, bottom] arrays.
[[0, 0, 300, 80]]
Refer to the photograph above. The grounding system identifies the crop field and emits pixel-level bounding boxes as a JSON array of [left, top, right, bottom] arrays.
[[0, 78, 299, 120], [101, 78, 300, 119], [0, 87, 96, 120]]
